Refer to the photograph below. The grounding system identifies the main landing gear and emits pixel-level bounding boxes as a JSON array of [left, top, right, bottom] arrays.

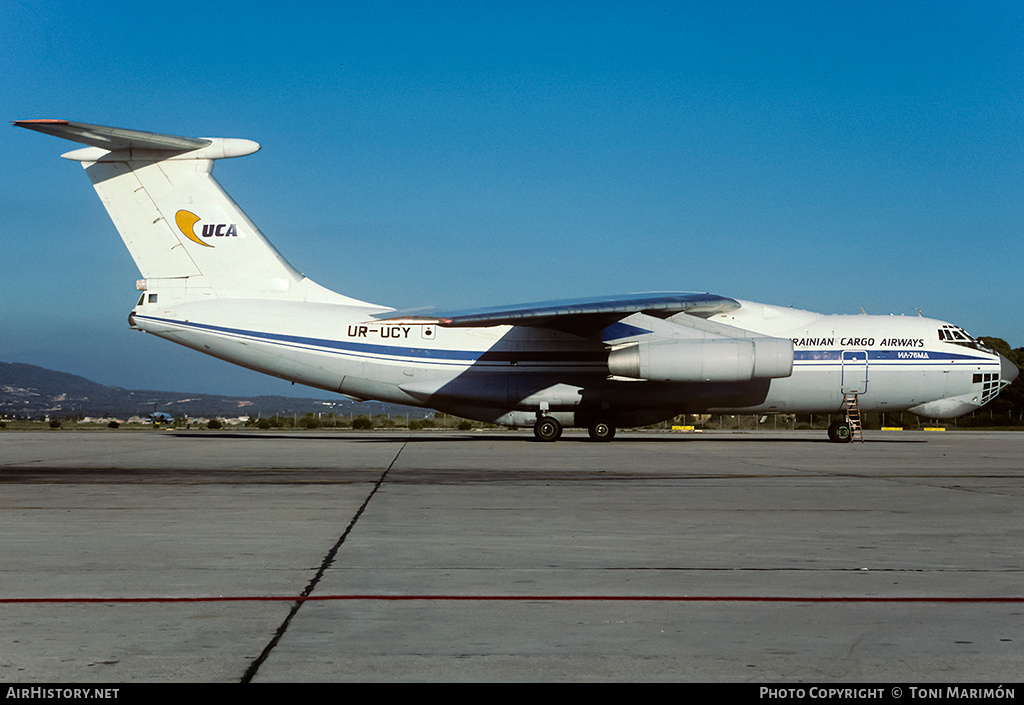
[[533, 415, 562, 442], [532, 416, 617, 442], [587, 419, 616, 442]]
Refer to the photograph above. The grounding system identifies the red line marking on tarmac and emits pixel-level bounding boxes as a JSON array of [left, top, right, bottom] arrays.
[[2, 595, 1023, 604]]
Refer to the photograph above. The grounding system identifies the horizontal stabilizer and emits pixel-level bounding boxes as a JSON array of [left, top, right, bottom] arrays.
[[13, 119, 211, 152]]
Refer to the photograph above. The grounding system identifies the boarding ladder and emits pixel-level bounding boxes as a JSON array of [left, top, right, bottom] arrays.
[[843, 392, 864, 443]]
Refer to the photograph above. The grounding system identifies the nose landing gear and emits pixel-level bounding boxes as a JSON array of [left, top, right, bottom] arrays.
[[827, 420, 853, 443]]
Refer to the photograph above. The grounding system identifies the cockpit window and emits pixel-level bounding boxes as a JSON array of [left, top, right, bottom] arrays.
[[937, 325, 993, 353]]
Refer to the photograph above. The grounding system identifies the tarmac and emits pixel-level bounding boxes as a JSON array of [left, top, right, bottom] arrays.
[[1, 428, 1022, 682]]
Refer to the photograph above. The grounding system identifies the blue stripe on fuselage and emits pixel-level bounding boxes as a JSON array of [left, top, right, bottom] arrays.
[[134, 314, 605, 367], [134, 314, 485, 363], [136, 316, 995, 371]]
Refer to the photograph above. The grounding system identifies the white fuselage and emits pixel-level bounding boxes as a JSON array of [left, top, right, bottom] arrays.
[[129, 295, 1010, 427]]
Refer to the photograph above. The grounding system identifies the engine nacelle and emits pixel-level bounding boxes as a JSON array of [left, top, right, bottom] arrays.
[[607, 337, 793, 382]]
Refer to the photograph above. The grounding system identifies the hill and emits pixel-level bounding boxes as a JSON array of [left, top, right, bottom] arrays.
[[0, 362, 424, 420]]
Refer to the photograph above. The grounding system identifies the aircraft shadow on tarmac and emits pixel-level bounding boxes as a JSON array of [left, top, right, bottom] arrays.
[[167, 432, 926, 444]]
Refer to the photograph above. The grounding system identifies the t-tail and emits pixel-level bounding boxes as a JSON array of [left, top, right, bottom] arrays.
[[14, 119, 376, 308]]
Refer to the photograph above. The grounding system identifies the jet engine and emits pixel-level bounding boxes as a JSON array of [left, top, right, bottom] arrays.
[[607, 337, 793, 383]]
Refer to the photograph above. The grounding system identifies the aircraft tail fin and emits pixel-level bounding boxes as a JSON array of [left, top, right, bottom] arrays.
[[15, 119, 374, 307]]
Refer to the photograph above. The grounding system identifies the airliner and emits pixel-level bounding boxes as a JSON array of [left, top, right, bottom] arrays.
[[16, 119, 1018, 442]]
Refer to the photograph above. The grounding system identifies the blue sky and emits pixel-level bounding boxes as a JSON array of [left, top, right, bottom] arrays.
[[3, 1, 1022, 396]]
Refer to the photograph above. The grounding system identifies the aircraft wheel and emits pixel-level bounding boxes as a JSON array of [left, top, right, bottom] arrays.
[[588, 420, 616, 442], [828, 421, 852, 443], [534, 416, 562, 442]]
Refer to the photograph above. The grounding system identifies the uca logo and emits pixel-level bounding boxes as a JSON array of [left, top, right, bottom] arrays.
[[175, 210, 238, 248]]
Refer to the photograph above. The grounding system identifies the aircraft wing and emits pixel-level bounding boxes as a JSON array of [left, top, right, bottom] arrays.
[[376, 292, 740, 335]]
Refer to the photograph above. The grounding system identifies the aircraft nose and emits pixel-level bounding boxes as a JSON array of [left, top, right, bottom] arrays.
[[1000, 353, 1019, 386]]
